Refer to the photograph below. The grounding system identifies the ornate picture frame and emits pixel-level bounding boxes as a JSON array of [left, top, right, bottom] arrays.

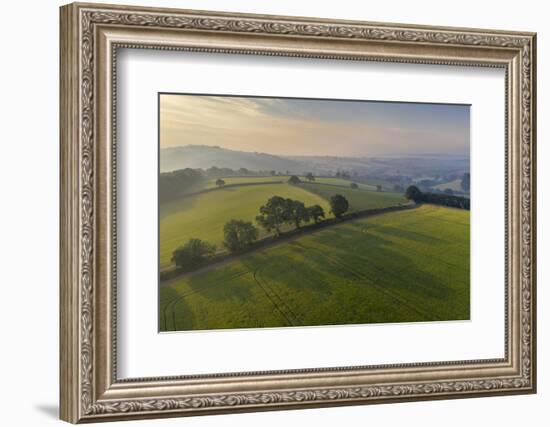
[[60, 2, 536, 423]]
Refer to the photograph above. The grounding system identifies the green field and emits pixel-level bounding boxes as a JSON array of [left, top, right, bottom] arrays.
[[159, 182, 331, 269], [159, 176, 407, 270], [167, 176, 289, 198], [206, 176, 287, 186], [160, 205, 470, 331], [310, 177, 377, 191], [300, 183, 407, 212], [181, 175, 377, 195]]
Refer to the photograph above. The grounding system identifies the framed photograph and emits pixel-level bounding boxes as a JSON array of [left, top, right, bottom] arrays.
[[60, 2, 537, 423]]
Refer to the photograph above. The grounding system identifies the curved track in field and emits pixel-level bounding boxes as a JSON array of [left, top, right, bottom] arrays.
[[252, 267, 301, 326], [161, 270, 250, 331]]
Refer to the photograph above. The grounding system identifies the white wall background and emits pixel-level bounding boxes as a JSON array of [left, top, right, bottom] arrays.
[[0, 0, 545, 426]]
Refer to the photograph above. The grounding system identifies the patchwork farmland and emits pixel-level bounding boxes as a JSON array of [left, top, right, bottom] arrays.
[[159, 175, 469, 331]]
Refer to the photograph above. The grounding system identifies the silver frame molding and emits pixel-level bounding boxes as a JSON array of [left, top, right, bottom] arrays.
[[60, 2, 537, 423]]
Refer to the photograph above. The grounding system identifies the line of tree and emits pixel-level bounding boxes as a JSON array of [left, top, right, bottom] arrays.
[[255, 196, 327, 236], [171, 193, 350, 270], [159, 168, 204, 203], [160, 167, 292, 203], [405, 185, 470, 210]]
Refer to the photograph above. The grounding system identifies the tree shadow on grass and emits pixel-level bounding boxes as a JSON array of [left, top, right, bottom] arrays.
[[186, 267, 255, 303], [298, 225, 468, 313], [172, 220, 470, 328]]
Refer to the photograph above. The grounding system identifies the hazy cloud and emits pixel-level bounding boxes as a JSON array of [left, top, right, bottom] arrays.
[[160, 94, 470, 157]]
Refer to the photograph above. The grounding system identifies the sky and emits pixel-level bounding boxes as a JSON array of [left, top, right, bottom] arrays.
[[160, 94, 470, 158]]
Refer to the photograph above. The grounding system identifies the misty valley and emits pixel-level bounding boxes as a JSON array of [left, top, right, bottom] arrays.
[[158, 144, 470, 332]]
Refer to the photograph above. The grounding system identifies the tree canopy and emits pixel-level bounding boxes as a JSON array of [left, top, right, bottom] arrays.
[[288, 175, 301, 185], [305, 172, 315, 182], [159, 168, 204, 203], [255, 196, 290, 236], [215, 178, 225, 187], [405, 185, 422, 201], [350, 182, 359, 189], [308, 205, 325, 223], [171, 238, 216, 270], [256, 196, 327, 235], [405, 185, 469, 209], [286, 199, 310, 229], [330, 194, 349, 218], [223, 220, 258, 252]]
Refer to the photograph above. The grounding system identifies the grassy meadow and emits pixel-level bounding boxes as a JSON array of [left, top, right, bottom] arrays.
[[159, 181, 330, 269], [160, 205, 470, 331], [300, 182, 406, 212], [159, 176, 406, 270]]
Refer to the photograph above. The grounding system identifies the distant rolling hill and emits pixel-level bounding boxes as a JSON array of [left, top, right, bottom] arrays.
[[160, 145, 302, 173], [160, 144, 470, 178]]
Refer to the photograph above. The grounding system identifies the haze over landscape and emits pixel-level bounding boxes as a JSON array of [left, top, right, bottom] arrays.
[[160, 94, 470, 158], [158, 93, 471, 332]]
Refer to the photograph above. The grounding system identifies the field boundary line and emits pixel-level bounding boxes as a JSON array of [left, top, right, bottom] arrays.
[[160, 203, 420, 284], [163, 180, 285, 203]]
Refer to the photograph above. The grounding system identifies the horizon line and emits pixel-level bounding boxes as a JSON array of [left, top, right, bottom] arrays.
[[161, 144, 470, 159]]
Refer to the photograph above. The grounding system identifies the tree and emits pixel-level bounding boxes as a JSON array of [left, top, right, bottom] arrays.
[[238, 168, 249, 175], [286, 199, 310, 229], [393, 184, 404, 193], [308, 205, 325, 223], [405, 185, 422, 202], [376, 184, 382, 192], [288, 175, 301, 185], [215, 178, 225, 188], [350, 182, 359, 189], [256, 196, 290, 236], [270, 170, 276, 176], [330, 194, 349, 218], [207, 166, 221, 176], [223, 220, 258, 252], [444, 188, 454, 195], [305, 172, 315, 182], [461, 173, 470, 192], [171, 238, 215, 270], [159, 168, 204, 203]]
